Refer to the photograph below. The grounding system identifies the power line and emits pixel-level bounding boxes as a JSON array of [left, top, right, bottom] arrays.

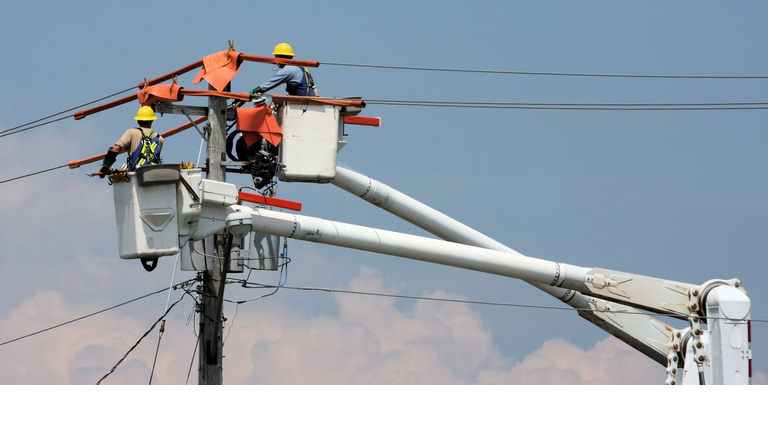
[[323, 61, 768, 79], [0, 116, 72, 139], [276, 285, 768, 323], [367, 99, 768, 107], [96, 293, 189, 385], [7, 96, 764, 186], [148, 320, 166, 385], [0, 280, 196, 348], [0, 164, 69, 185], [185, 337, 199, 385], [0, 86, 135, 138], [366, 100, 768, 111]]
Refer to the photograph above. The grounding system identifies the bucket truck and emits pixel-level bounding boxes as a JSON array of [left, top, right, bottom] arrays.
[[106, 100, 752, 384]]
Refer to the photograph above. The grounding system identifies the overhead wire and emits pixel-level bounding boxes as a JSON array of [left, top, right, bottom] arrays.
[[366, 99, 768, 111], [0, 86, 135, 139], [0, 164, 69, 185], [2, 61, 765, 141], [0, 117, 72, 139], [223, 303, 240, 346], [149, 257, 183, 385], [185, 336, 199, 385], [366, 99, 768, 107], [323, 61, 768, 79], [0, 282, 195, 348], [2, 66, 766, 186], [273, 284, 767, 323], [96, 292, 190, 385], [148, 320, 165, 385]]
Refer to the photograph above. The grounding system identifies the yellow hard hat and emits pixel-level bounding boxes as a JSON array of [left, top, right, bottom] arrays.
[[134, 106, 157, 121], [272, 43, 295, 57]]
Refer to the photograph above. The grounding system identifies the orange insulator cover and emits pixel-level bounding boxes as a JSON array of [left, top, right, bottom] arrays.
[[73, 93, 139, 120], [271, 95, 366, 108], [191, 50, 244, 91], [240, 54, 319, 68], [136, 60, 203, 89], [179, 89, 251, 101], [68, 117, 207, 169], [137, 84, 184, 106], [236, 106, 282, 147]]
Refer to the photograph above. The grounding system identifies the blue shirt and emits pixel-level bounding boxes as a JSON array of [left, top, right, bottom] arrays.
[[259, 65, 316, 96]]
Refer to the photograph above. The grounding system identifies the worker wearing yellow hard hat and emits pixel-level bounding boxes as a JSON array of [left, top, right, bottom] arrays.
[[251, 43, 318, 97], [272, 43, 295, 57], [134, 106, 158, 121], [99, 106, 165, 176]]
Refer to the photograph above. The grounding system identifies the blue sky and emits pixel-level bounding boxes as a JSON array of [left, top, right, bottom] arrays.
[[0, 1, 766, 388]]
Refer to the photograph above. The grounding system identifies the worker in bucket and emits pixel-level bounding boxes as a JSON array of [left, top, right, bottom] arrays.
[[250, 43, 318, 98], [99, 106, 164, 176]]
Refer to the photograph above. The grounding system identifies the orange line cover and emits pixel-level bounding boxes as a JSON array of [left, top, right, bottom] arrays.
[[138, 84, 184, 106], [192, 51, 244, 91], [74, 93, 139, 120], [236, 106, 282, 147], [271, 95, 366, 108], [180, 89, 251, 101], [68, 116, 208, 169], [240, 54, 319, 68], [137, 60, 203, 89]]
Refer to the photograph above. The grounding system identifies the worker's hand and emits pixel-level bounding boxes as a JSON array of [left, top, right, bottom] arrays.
[[98, 167, 116, 179], [249, 87, 264, 100]]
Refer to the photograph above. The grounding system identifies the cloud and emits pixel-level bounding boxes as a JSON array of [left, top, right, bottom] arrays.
[[478, 337, 663, 385], [0, 290, 146, 384], [0, 288, 199, 385], [0, 268, 671, 385], [753, 371, 768, 385], [216, 268, 665, 384]]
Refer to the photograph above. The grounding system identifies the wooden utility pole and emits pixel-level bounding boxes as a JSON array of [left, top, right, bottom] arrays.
[[199, 86, 229, 385]]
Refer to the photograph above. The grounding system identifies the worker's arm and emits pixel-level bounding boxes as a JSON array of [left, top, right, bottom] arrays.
[[257, 67, 297, 92], [113, 129, 134, 152], [98, 129, 133, 176]]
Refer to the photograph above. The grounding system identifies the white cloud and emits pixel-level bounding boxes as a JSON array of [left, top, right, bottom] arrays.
[[478, 337, 664, 385], [753, 371, 768, 385], [0, 268, 693, 385], [0, 288, 199, 385], [217, 268, 665, 384]]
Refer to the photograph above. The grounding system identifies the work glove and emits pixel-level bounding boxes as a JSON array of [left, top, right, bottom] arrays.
[[249, 87, 265, 100], [98, 166, 116, 179]]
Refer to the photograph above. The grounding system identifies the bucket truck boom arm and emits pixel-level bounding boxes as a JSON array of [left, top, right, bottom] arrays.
[[328, 166, 679, 366]]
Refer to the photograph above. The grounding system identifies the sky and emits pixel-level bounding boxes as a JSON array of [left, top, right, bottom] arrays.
[[0, 0, 766, 395]]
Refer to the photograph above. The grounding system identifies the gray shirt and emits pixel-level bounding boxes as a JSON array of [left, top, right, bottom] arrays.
[[259, 65, 305, 92]]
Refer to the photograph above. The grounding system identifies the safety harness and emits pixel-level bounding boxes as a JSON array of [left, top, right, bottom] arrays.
[[302, 67, 319, 96], [128, 128, 162, 171]]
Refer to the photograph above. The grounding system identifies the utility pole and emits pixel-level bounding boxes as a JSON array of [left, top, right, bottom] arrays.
[[199, 85, 229, 384]]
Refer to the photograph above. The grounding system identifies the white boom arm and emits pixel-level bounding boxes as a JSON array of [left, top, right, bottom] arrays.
[[224, 203, 751, 384], [110, 163, 752, 384], [226, 204, 714, 315], [330, 166, 678, 366]]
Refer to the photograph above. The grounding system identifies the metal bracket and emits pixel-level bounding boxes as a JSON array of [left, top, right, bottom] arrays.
[[155, 102, 208, 117], [688, 312, 707, 384], [180, 109, 208, 143], [153, 102, 236, 122], [665, 330, 683, 384]]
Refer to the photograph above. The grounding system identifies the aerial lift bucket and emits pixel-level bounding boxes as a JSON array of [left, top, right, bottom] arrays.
[[112, 165, 183, 259], [277, 101, 343, 183]]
